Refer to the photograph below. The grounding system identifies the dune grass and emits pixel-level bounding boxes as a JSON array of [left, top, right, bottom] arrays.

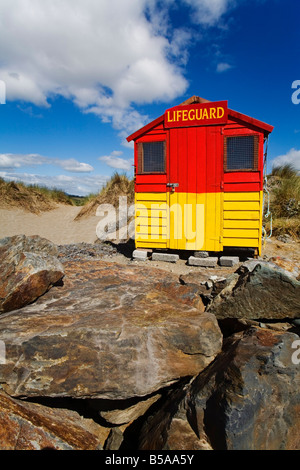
[[75, 172, 134, 220], [0, 173, 134, 215], [264, 164, 300, 239], [265, 217, 300, 239], [0, 178, 74, 213], [269, 164, 300, 219]]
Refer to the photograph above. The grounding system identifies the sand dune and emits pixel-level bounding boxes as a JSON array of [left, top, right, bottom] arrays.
[[0, 204, 102, 245]]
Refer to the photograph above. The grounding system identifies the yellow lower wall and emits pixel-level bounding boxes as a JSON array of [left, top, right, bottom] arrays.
[[222, 191, 263, 252], [135, 191, 263, 253], [135, 193, 169, 249]]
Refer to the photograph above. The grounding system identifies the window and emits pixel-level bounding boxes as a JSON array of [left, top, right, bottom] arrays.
[[138, 141, 166, 174], [224, 135, 259, 171]]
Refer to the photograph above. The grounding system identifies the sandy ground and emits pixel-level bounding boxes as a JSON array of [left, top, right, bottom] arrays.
[[0, 204, 299, 277], [0, 204, 101, 245]]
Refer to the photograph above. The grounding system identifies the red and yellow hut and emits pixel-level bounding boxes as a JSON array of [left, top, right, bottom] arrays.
[[127, 96, 273, 255]]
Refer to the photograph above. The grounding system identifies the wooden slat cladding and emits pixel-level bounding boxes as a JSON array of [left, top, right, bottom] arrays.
[[222, 191, 263, 249], [135, 193, 168, 247]]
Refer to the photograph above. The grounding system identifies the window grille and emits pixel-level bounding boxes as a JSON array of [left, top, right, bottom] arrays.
[[138, 141, 166, 174], [224, 135, 259, 171]]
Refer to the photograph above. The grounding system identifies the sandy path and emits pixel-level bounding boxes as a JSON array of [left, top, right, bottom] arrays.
[[0, 205, 102, 245]]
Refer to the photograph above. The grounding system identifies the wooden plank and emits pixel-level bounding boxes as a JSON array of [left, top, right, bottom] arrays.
[[136, 201, 168, 210], [135, 241, 167, 249], [223, 237, 260, 247], [136, 226, 167, 236], [223, 192, 260, 201], [224, 201, 260, 211], [136, 209, 167, 219], [137, 216, 167, 226], [136, 193, 167, 202], [135, 184, 167, 193], [223, 210, 260, 220], [136, 234, 167, 242], [223, 219, 260, 229], [224, 171, 260, 183], [223, 228, 259, 238], [135, 174, 167, 184], [223, 182, 261, 192]]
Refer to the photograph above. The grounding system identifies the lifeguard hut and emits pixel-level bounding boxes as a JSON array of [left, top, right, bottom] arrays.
[[126, 96, 273, 256]]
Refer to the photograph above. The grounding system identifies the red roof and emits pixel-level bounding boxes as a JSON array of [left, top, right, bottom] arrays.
[[126, 96, 274, 142]]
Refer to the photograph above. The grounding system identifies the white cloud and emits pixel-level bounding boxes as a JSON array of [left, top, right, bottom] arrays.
[[0, 1, 238, 143], [0, 153, 48, 169], [0, 0, 189, 140], [216, 62, 233, 73], [54, 158, 94, 173], [0, 153, 94, 173], [99, 151, 134, 172], [271, 149, 300, 171], [182, 0, 235, 25]]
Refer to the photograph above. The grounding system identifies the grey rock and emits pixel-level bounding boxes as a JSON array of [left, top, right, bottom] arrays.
[[132, 250, 148, 261], [137, 326, 300, 450], [186, 326, 300, 450], [0, 260, 222, 400], [207, 262, 300, 320], [0, 235, 64, 314], [219, 256, 239, 267], [188, 257, 218, 267], [152, 252, 179, 263], [0, 391, 107, 450]]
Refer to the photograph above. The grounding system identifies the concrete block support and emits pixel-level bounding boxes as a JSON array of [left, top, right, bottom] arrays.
[[132, 250, 148, 261], [188, 256, 218, 267], [152, 252, 179, 263], [219, 256, 240, 267]]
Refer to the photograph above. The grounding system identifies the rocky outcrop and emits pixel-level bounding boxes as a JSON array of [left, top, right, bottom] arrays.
[[0, 391, 108, 450], [0, 259, 222, 400], [207, 261, 300, 320], [0, 235, 64, 314], [0, 236, 300, 450], [135, 326, 300, 450]]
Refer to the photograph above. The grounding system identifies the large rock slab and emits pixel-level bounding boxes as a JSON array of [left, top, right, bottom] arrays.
[[0, 392, 108, 450], [136, 326, 300, 450], [207, 261, 300, 320], [186, 326, 300, 450], [0, 235, 64, 314], [0, 260, 222, 400]]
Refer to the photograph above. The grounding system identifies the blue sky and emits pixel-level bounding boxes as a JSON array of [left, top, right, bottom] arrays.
[[0, 0, 299, 196]]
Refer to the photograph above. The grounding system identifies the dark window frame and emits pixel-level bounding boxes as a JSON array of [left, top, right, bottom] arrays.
[[137, 140, 166, 175], [224, 134, 259, 172]]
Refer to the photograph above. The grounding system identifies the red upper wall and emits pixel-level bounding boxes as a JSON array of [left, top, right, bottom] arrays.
[[128, 101, 273, 194]]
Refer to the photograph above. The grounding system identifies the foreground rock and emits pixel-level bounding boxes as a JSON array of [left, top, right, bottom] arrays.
[[136, 326, 300, 450], [0, 260, 222, 400], [187, 326, 300, 450], [0, 392, 108, 450], [0, 235, 64, 314], [207, 261, 300, 320]]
